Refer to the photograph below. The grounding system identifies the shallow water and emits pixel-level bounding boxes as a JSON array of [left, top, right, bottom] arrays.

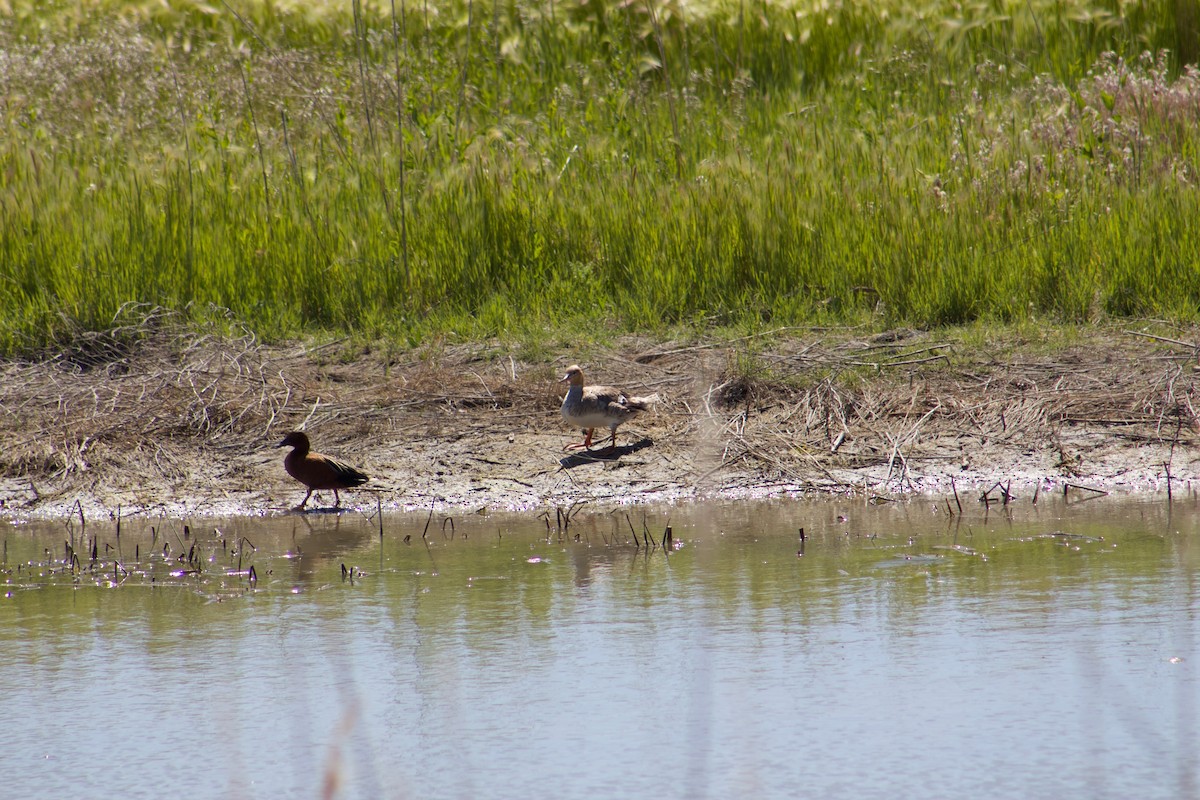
[[1, 495, 1197, 800]]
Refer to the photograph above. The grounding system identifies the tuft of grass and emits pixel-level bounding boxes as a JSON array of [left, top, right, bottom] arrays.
[[1, 1, 1200, 356]]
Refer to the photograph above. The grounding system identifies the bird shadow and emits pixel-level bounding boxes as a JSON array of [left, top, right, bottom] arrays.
[[559, 437, 653, 470]]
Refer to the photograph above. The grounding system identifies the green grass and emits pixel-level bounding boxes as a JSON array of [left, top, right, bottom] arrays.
[[1, 0, 1199, 355]]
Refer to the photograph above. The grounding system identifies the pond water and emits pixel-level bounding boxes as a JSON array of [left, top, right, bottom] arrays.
[[1, 494, 1196, 800]]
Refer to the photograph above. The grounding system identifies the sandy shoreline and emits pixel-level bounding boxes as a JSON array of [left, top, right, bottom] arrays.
[[2, 323, 1197, 522]]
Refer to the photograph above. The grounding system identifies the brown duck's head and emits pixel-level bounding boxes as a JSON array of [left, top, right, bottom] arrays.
[[276, 431, 311, 450], [560, 365, 585, 386]]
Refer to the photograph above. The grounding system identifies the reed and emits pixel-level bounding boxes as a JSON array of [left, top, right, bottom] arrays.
[[1, 0, 1198, 355]]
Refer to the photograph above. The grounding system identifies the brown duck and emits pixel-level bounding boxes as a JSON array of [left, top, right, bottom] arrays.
[[276, 431, 368, 510]]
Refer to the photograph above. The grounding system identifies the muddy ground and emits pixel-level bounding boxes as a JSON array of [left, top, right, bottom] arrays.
[[2, 315, 1199, 521]]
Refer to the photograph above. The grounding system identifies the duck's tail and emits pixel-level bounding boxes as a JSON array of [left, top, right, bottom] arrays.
[[626, 393, 659, 412]]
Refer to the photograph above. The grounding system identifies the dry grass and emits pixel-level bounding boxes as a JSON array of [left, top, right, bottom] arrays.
[[0, 304, 562, 509], [2, 312, 1199, 514]]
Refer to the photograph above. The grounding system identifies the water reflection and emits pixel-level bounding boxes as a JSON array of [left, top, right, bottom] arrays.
[[0, 495, 1197, 799], [284, 512, 378, 584]]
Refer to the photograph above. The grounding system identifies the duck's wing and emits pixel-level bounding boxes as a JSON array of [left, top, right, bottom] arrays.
[[587, 385, 641, 415], [318, 454, 370, 487]]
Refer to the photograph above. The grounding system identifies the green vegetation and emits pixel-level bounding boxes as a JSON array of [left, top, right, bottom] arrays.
[[1, 0, 1199, 354]]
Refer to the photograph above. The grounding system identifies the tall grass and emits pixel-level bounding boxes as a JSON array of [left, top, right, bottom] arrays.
[[1, 0, 1198, 354]]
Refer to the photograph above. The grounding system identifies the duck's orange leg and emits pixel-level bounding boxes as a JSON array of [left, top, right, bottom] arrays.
[[564, 428, 595, 451]]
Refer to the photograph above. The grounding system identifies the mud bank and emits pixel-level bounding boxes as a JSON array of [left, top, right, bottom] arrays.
[[2, 322, 1198, 521]]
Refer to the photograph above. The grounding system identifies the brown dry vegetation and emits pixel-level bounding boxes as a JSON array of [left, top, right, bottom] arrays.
[[2, 308, 1200, 519]]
